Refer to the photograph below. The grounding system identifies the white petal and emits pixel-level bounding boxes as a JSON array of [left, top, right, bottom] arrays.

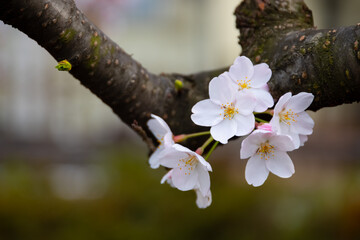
[[292, 112, 314, 135], [269, 116, 281, 133], [158, 146, 189, 168], [147, 114, 172, 140], [278, 120, 292, 135], [265, 151, 295, 178], [234, 113, 255, 136], [171, 167, 198, 191], [195, 188, 212, 209], [191, 99, 223, 126], [245, 154, 269, 187], [288, 132, 301, 149], [299, 135, 308, 147], [160, 170, 175, 188], [163, 132, 174, 146], [149, 148, 163, 169], [248, 88, 274, 112], [269, 134, 295, 152], [195, 154, 212, 172], [229, 56, 254, 81], [286, 92, 314, 113], [274, 92, 292, 114], [209, 73, 235, 105], [235, 93, 256, 115], [210, 119, 237, 144], [172, 143, 197, 155], [251, 63, 272, 88], [240, 131, 269, 159], [197, 166, 211, 196]]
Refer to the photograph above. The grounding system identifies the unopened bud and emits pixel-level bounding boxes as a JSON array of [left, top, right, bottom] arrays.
[[174, 79, 183, 91], [55, 60, 72, 71]]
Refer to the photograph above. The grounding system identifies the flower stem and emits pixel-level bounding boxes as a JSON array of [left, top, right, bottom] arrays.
[[254, 110, 274, 116], [255, 117, 268, 123], [174, 131, 210, 142], [205, 141, 219, 160], [196, 136, 213, 155]]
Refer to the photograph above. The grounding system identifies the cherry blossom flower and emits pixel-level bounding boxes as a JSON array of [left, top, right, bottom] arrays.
[[191, 73, 256, 144], [270, 92, 314, 149], [228, 56, 274, 112], [240, 130, 296, 187], [161, 169, 212, 208], [159, 144, 212, 195], [147, 114, 175, 169]]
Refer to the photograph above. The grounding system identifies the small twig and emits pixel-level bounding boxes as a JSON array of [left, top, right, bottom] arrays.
[[131, 120, 156, 152]]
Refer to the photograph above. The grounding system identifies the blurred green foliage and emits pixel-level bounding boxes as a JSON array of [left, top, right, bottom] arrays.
[[0, 143, 359, 240]]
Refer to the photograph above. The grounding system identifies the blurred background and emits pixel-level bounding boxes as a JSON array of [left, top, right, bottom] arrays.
[[0, 0, 360, 239]]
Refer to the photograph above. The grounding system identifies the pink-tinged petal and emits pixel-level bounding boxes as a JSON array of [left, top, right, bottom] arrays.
[[210, 119, 237, 144], [195, 189, 212, 209], [292, 112, 314, 135], [197, 166, 211, 196], [230, 56, 254, 81], [269, 134, 296, 152], [265, 151, 295, 178], [286, 92, 314, 113], [257, 123, 272, 132], [191, 99, 223, 126], [251, 63, 272, 88], [241, 131, 270, 159], [260, 83, 269, 91], [235, 93, 256, 115], [248, 88, 274, 112], [274, 92, 292, 114], [209, 73, 235, 105], [147, 114, 172, 140], [171, 167, 198, 191], [245, 154, 269, 187], [234, 113, 255, 136], [299, 134, 308, 147]]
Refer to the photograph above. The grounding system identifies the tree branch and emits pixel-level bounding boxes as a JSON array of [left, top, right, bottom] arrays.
[[1, 0, 359, 147], [235, 0, 360, 110]]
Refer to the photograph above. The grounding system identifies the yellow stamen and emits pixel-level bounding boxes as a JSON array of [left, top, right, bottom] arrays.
[[257, 141, 274, 160], [178, 155, 198, 176], [279, 108, 298, 126], [221, 103, 239, 120], [237, 77, 251, 90]]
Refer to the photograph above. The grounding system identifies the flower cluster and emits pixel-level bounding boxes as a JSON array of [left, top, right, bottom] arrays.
[[147, 56, 314, 208]]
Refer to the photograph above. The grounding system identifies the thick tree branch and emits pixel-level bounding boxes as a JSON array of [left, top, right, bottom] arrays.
[[1, 0, 359, 147], [235, 0, 360, 110]]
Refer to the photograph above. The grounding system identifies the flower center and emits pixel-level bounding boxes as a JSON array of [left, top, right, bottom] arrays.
[[279, 108, 298, 125], [237, 77, 251, 90], [257, 141, 274, 160], [178, 155, 198, 175], [221, 102, 239, 120]]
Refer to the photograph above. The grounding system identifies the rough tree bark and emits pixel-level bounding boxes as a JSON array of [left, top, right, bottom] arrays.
[[0, 0, 359, 148]]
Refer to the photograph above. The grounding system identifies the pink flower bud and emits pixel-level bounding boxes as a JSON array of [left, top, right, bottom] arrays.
[[257, 123, 272, 132]]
